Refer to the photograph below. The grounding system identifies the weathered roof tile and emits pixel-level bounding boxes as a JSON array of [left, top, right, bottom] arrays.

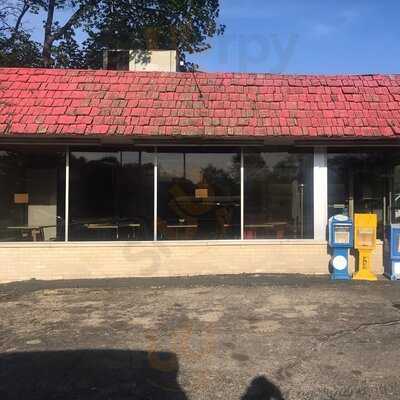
[[1, 67, 400, 138]]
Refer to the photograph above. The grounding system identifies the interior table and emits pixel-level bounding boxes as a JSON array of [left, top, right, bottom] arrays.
[[244, 222, 287, 239], [117, 223, 141, 240], [85, 223, 142, 240], [85, 224, 119, 240], [7, 225, 56, 241], [166, 224, 198, 240]]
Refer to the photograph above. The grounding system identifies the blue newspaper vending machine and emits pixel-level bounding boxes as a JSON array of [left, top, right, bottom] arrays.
[[384, 224, 400, 280], [328, 215, 353, 280]]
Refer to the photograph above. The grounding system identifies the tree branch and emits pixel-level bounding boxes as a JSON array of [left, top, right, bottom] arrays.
[[42, 0, 56, 66], [42, 0, 97, 67], [51, 0, 96, 42], [14, 0, 30, 34]]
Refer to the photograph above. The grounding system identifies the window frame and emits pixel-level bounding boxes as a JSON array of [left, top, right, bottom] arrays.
[[0, 146, 67, 242], [156, 147, 242, 241], [67, 148, 155, 242], [242, 147, 315, 240], [0, 144, 321, 243]]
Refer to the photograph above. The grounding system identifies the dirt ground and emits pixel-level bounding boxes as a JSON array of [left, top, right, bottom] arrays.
[[0, 274, 399, 400]]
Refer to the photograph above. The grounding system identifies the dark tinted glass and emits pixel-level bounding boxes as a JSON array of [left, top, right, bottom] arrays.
[[328, 152, 387, 239], [69, 150, 154, 241], [157, 149, 241, 240], [244, 150, 314, 239], [106, 50, 130, 70], [0, 149, 65, 242], [392, 164, 400, 224]]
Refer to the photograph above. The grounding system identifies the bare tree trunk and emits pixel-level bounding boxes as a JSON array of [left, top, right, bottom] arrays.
[[42, 0, 56, 67], [42, 0, 94, 68], [14, 0, 30, 34]]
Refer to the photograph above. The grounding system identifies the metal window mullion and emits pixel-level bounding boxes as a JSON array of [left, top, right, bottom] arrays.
[[65, 148, 70, 242], [241, 148, 244, 240], [153, 148, 158, 241], [313, 147, 328, 241]]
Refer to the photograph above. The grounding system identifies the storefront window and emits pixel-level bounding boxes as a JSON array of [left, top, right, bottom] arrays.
[[69, 150, 154, 241], [392, 164, 400, 224], [157, 149, 241, 240], [0, 146, 325, 243], [244, 150, 314, 239], [328, 152, 387, 239], [0, 149, 65, 242]]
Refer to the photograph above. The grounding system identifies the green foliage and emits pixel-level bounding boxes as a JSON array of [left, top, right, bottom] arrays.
[[0, 0, 224, 69], [83, 0, 225, 69], [52, 31, 86, 68], [0, 5, 42, 67], [0, 32, 42, 67]]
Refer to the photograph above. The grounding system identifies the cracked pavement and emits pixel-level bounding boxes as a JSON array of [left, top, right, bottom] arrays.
[[0, 274, 399, 399]]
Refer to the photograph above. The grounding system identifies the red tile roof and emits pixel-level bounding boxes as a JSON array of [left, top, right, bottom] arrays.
[[1, 67, 400, 138]]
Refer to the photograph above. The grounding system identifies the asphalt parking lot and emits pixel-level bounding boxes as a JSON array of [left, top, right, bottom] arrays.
[[0, 274, 399, 400]]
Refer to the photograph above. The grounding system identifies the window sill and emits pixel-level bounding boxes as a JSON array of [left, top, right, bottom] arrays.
[[0, 239, 329, 248]]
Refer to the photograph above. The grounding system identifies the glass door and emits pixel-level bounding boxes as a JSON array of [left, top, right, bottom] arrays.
[[328, 152, 388, 240], [353, 164, 386, 239], [389, 164, 400, 225]]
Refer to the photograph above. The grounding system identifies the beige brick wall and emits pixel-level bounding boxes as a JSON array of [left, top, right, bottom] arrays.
[[0, 241, 384, 283]]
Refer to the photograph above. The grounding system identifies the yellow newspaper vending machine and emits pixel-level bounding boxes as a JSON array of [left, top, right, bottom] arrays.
[[353, 213, 378, 281]]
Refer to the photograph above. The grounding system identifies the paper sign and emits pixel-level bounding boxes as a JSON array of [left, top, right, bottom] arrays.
[[195, 188, 208, 199], [14, 193, 29, 204]]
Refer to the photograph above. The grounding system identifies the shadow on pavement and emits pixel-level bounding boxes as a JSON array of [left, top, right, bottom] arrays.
[[0, 349, 188, 400], [241, 375, 284, 400]]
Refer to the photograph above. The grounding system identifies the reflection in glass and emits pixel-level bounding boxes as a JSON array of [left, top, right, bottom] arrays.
[[69, 150, 154, 241], [328, 152, 386, 239], [244, 151, 313, 239], [357, 228, 375, 247], [391, 165, 400, 224], [157, 149, 241, 240], [334, 225, 350, 244], [0, 149, 65, 242]]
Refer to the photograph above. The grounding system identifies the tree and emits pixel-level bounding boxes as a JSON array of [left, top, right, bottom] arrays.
[[41, 0, 100, 67], [0, 0, 225, 68], [0, 30, 42, 67], [0, 0, 42, 67], [83, 0, 225, 70], [51, 29, 86, 68], [0, 0, 224, 69]]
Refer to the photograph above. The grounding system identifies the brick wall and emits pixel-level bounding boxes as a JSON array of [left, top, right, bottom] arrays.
[[0, 241, 384, 283]]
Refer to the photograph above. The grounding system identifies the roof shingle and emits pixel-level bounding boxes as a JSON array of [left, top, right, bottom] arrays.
[[1, 67, 400, 138]]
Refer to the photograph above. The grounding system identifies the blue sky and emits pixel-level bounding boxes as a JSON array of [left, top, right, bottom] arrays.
[[27, 0, 400, 74], [190, 0, 400, 74]]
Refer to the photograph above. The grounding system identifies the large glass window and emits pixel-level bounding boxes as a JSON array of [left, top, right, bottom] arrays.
[[0, 145, 326, 243], [157, 148, 241, 240], [391, 163, 400, 224], [244, 150, 314, 239], [328, 151, 388, 239], [69, 150, 154, 241], [0, 149, 65, 242]]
